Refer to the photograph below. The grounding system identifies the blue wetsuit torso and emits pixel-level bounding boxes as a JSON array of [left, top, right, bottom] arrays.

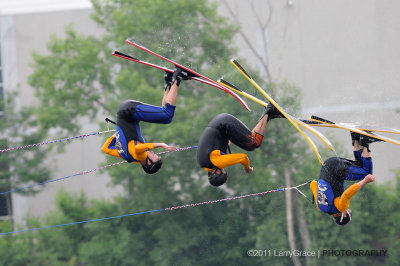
[[316, 151, 373, 214], [111, 100, 176, 162]]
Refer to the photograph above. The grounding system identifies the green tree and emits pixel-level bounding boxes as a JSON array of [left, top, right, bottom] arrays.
[[24, 0, 259, 264], [0, 92, 53, 265], [0, 92, 51, 225]]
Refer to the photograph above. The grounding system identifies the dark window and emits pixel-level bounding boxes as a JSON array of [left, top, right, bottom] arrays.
[[0, 139, 10, 217], [0, 195, 9, 216]]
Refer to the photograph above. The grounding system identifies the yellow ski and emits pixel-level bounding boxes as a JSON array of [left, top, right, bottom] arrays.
[[229, 59, 327, 165], [302, 119, 400, 135], [218, 79, 334, 152], [309, 116, 400, 146]]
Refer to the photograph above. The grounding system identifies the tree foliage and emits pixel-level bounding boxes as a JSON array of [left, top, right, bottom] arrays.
[[0, 92, 51, 199]]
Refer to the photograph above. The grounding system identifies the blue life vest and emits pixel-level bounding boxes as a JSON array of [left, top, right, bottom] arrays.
[[115, 126, 136, 163], [317, 179, 340, 214]]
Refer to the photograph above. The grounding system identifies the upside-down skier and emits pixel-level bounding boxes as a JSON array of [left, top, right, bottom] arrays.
[[196, 103, 284, 186], [310, 132, 381, 225], [101, 67, 193, 174]]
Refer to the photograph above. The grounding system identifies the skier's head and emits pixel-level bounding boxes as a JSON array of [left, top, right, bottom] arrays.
[[142, 152, 162, 174], [208, 168, 228, 187], [332, 209, 352, 226]]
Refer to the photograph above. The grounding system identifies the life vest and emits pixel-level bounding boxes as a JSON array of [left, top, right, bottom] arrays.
[[115, 127, 135, 163], [316, 179, 340, 214]]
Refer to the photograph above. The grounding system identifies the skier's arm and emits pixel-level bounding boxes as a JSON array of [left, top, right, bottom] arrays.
[[209, 150, 251, 171], [134, 143, 176, 154], [335, 174, 374, 212], [101, 135, 121, 158], [134, 143, 155, 154], [334, 183, 361, 212]]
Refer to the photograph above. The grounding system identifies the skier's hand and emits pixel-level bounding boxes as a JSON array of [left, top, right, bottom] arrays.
[[163, 144, 177, 152], [364, 174, 375, 183], [244, 166, 253, 174]]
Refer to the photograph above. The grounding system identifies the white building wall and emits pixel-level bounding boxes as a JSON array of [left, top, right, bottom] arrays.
[[1, 6, 122, 225], [219, 0, 400, 183]]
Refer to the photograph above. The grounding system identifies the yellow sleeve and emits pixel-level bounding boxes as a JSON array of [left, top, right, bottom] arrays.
[[101, 136, 121, 158], [134, 143, 155, 153], [209, 150, 250, 170], [127, 142, 155, 162], [310, 180, 320, 210], [334, 183, 361, 212]]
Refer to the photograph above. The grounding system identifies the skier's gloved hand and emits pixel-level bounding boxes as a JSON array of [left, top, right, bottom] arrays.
[[172, 66, 197, 86], [164, 71, 173, 91]]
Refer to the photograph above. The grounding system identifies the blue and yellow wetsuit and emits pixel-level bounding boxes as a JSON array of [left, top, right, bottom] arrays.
[[101, 100, 176, 162], [310, 151, 373, 214], [196, 113, 264, 172]]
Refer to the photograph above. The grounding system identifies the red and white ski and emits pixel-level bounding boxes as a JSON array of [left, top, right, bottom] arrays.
[[123, 39, 250, 111], [112, 51, 225, 90]]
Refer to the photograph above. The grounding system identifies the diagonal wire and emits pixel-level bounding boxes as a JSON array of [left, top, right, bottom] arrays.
[[0, 181, 310, 236], [0, 146, 197, 196], [283, 180, 314, 204], [0, 161, 127, 196], [0, 130, 116, 153]]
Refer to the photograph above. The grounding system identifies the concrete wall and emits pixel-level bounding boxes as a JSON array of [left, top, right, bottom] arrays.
[[1, 8, 122, 224], [218, 0, 400, 183]]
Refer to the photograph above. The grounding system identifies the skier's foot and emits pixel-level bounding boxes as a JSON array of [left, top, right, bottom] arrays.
[[360, 133, 383, 150], [260, 102, 285, 121], [350, 132, 361, 146], [172, 66, 198, 86], [164, 71, 173, 91]]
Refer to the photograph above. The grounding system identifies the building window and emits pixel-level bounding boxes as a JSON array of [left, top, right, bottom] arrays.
[[0, 195, 10, 217], [0, 139, 11, 218]]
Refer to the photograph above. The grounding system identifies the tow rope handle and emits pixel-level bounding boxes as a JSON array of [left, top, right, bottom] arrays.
[[105, 118, 116, 125]]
